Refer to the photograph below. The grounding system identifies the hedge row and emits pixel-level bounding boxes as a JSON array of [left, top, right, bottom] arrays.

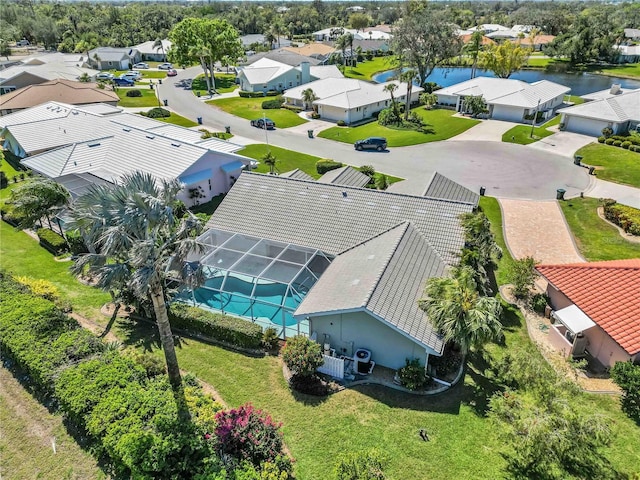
[[262, 98, 284, 109], [36, 227, 67, 255], [316, 159, 343, 174], [239, 90, 279, 98], [599, 136, 640, 152], [0, 273, 224, 478], [282, 104, 303, 113], [169, 302, 263, 349], [604, 202, 640, 236]]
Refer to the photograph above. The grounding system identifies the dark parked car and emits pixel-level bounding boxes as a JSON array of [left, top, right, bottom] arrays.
[[354, 137, 388, 151], [112, 77, 135, 86], [251, 118, 275, 129]]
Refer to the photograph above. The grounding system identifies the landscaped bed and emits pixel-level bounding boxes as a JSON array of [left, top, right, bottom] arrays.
[[207, 97, 307, 128], [319, 108, 480, 147], [575, 143, 640, 188]]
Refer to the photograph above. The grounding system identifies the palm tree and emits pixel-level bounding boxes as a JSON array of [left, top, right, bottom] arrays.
[[335, 34, 348, 68], [69, 172, 203, 418], [465, 31, 484, 79], [383, 82, 401, 126], [397, 68, 417, 121], [8, 178, 70, 230], [263, 30, 276, 50], [262, 151, 277, 174], [153, 38, 166, 61], [301, 88, 317, 111], [419, 266, 503, 354]]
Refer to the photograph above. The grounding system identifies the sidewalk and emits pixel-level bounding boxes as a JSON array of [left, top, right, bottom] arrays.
[[585, 179, 640, 209]]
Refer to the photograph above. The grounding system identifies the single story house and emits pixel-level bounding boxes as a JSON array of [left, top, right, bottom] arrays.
[[312, 27, 358, 42], [615, 45, 640, 64], [536, 259, 640, 368], [558, 89, 640, 136], [283, 44, 336, 62], [0, 62, 99, 95], [237, 58, 342, 93], [19, 52, 89, 67], [515, 35, 556, 51], [459, 34, 495, 46], [485, 30, 520, 40], [0, 79, 119, 116], [581, 84, 635, 102], [184, 170, 478, 371], [364, 24, 393, 34], [132, 40, 172, 62], [283, 78, 423, 124], [435, 77, 570, 123], [624, 28, 640, 41], [87, 47, 141, 70], [468, 24, 510, 34]]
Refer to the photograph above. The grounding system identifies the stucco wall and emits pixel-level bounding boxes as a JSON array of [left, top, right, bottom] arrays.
[[491, 104, 525, 122], [309, 311, 428, 370], [178, 152, 246, 207], [241, 70, 302, 93]]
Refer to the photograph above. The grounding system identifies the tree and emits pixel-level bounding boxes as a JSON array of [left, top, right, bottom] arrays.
[[478, 40, 530, 79], [152, 37, 165, 61], [419, 266, 503, 354], [263, 29, 276, 50], [391, 7, 461, 88], [459, 210, 502, 294], [383, 82, 401, 126], [0, 38, 10, 60], [419, 92, 437, 109], [397, 68, 417, 121], [281, 335, 323, 377], [78, 72, 90, 82], [7, 177, 70, 229], [464, 30, 484, 80], [262, 151, 277, 174], [506, 256, 538, 299], [69, 172, 203, 418], [335, 32, 354, 68], [349, 13, 371, 32], [301, 87, 317, 111], [610, 361, 640, 424], [464, 95, 487, 118]]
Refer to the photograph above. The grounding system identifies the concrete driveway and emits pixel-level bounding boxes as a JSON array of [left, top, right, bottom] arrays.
[[447, 118, 520, 142], [527, 131, 595, 158], [157, 68, 591, 201], [586, 179, 640, 209]]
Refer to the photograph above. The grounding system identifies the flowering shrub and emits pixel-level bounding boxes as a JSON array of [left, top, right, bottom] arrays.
[[214, 403, 287, 468], [281, 335, 323, 377]]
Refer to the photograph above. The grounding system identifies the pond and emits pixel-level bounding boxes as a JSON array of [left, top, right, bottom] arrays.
[[372, 67, 640, 96]]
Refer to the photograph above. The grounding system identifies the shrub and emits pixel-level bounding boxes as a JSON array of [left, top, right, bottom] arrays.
[[36, 227, 68, 255], [282, 104, 303, 113], [316, 159, 343, 175], [262, 98, 284, 109], [14, 276, 59, 301], [265, 90, 279, 96], [239, 91, 265, 98], [310, 112, 321, 119], [126, 89, 142, 97], [334, 449, 387, 480], [374, 174, 388, 190], [337, 120, 346, 126], [428, 348, 463, 377], [621, 141, 632, 149], [597, 136, 605, 143], [605, 138, 615, 145], [145, 107, 171, 118], [601, 126, 613, 138], [359, 165, 376, 178], [613, 140, 623, 147], [604, 202, 640, 236], [214, 403, 288, 467], [397, 358, 429, 390], [262, 327, 279, 350], [169, 302, 263, 349], [506, 256, 538, 299], [0, 171, 7, 188], [281, 335, 323, 377], [529, 293, 549, 314], [65, 229, 89, 255], [610, 361, 640, 424]]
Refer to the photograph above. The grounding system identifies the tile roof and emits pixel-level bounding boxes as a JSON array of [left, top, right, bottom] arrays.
[[558, 88, 640, 123], [317, 166, 370, 188], [206, 171, 474, 263], [245, 49, 321, 67], [279, 169, 315, 181], [88, 47, 136, 62], [295, 222, 447, 353], [536, 259, 640, 355], [0, 63, 99, 84], [283, 44, 336, 57], [132, 39, 172, 55], [423, 172, 480, 205], [0, 79, 118, 110]]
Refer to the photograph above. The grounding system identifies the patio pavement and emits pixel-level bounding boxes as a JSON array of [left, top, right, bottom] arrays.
[[527, 131, 595, 158], [499, 199, 584, 264], [447, 118, 520, 142]]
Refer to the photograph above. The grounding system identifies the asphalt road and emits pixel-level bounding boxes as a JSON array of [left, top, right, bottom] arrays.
[[158, 67, 591, 200]]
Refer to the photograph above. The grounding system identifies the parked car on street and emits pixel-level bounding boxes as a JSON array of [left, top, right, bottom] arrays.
[[250, 118, 275, 129], [112, 77, 135, 87], [158, 63, 173, 70], [120, 71, 141, 81], [166, 69, 178, 77], [354, 137, 388, 151], [133, 62, 149, 69], [96, 72, 115, 80]]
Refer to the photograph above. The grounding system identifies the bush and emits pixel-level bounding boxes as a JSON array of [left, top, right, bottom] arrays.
[[310, 112, 321, 119], [125, 89, 142, 97], [506, 256, 538, 299], [597, 136, 605, 143], [262, 327, 279, 350], [239, 91, 266, 98], [334, 449, 387, 480], [281, 335, 323, 377], [14, 276, 59, 301], [397, 358, 429, 391], [65, 229, 89, 255], [374, 174, 388, 190], [169, 302, 263, 349], [529, 293, 549, 314], [604, 202, 640, 236], [265, 90, 279, 96], [428, 348, 463, 377], [262, 98, 284, 109], [613, 140, 623, 147], [601, 126, 613, 138], [605, 138, 615, 145], [145, 107, 171, 118], [288, 373, 329, 396], [337, 120, 346, 126], [610, 361, 640, 424], [316, 159, 343, 174], [282, 104, 303, 113], [621, 141, 632, 149], [359, 165, 376, 178], [36, 227, 67, 255]]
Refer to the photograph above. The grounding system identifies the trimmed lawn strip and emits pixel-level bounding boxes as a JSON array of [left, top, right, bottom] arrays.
[[319, 109, 480, 147], [558, 197, 640, 261], [0, 366, 105, 479], [207, 97, 307, 129], [597, 63, 640, 80], [155, 112, 199, 127], [116, 88, 160, 107], [501, 116, 559, 145], [192, 73, 238, 96], [342, 56, 399, 81], [575, 143, 640, 188], [567, 95, 585, 105], [478, 196, 515, 286]]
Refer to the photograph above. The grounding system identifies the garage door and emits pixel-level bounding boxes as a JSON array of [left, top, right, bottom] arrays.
[[564, 116, 607, 137]]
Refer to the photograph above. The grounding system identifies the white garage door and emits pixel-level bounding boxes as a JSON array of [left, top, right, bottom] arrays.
[[564, 116, 608, 137], [491, 105, 525, 123]]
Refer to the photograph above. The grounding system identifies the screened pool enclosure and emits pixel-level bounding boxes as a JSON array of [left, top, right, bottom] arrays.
[[178, 229, 332, 338]]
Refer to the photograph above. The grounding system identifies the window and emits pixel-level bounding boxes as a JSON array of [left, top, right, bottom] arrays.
[[289, 81, 292, 87]]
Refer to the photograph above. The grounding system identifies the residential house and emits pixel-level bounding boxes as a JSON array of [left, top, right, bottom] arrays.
[[558, 88, 640, 136], [0, 79, 119, 116], [0, 62, 99, 95], [244, 49, 322, 67], [283, 78, 423, 124], [435, 77, 570, 123], [185, 170, 478, 371], [240, 34, 291, 51], [364, 24, 393, 34], [237, 58, 342, 93], [581, 84, 636, 102], [485, 30, 520, 41], [624, 28, 640, 41], [316, 166, 371, 188], [88, 47, 140, 70], [132, 40, 172, 62], [515, 35, 556, 51], [468, 24, 510, 34], [536, 260, 640, 368], [312, 27, 358, 42], [615, 45, 640, 64], [283, 44, 336, 63], [459, 34, 495, 47]]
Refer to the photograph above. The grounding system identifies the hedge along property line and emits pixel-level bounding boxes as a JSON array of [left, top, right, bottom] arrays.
[[0, 273, 223, 478], [36, 227, 67, 255], [603, 200, 640, 236], [316, 160, 344, 174]]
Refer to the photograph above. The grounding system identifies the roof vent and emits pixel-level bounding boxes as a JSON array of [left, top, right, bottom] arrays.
[[342, 191, 347, 197], [610, 84, 621, 95], [146, 135, 155, 139], [171, 142, 181, 147], [88, 142, 101, 147], [122, 128, 131, 132]]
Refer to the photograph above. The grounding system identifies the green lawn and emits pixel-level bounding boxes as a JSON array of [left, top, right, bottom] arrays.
[[559, 197, 640, 261], [154, 112, 199, 127], [237, 144, 324, 178], [207, 97, 307, 129], [478, 196, 515, 286], [1, 150, 28, 206], [597, 63, 640, 80], [502, 115, 560, 145], [116, 88, 160, 107], [139, 70, 167, 79], [566, 95, 585, 105], [342, 56, 399, 81], [319, 108, 480, 147], [525, 56, 553, 68], [192, 73, 238, 96], [574, 143, 640, 188]]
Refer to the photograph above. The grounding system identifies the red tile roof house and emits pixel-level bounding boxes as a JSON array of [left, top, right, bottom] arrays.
[[536, 259, 640, 369]]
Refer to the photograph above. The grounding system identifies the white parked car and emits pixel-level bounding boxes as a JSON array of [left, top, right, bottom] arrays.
[[133, 62, 149, 69], [120, 71, 141, 81], [158, 62, 173, 70], [95, 72, 115, 80]]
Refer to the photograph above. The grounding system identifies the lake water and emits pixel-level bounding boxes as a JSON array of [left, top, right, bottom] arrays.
[[372, 67, 640, 96]]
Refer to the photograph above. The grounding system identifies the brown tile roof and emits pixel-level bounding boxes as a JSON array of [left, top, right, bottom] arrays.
[[460, 34, 495, 46], [283, 43, 336, 57], [0, 79, 119, 110], [536, 259, 640, 355], [516, 35, 556, 46]]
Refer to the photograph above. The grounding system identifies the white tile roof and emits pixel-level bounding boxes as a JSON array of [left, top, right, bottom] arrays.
[[581, 86, 636, 102], [559, 89, 640, 123], [132, 40, 172, 56], [238, 57, 295, 85], [0, 101, 75, 128], [308, 65, 343, 81], [0, 62, 100, 84], [279, 169, 315, 181]]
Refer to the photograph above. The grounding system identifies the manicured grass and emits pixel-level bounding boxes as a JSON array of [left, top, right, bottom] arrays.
[[0, 222, 110, 321], [319, 108, 480, 147], [139, 70, 167, 79], [207, 97, 307, 129], [192, 73, 238, 96], [342, 56, 399, 81], [479, 196, 515, 286], [597, 63, 640, 80], [237, 144, 324, 178], [501, 116, 560, 145], [190, 194, 225, 217], [559, 197, 640, 261], [567, 95, 585, 105], [0, 366, 106, 479], [574, 143, 640, 188], [525, 56, 553, 68], [0, 150, 29, 206], [154, 112, 199, 127], [116, 88, 160, 107]]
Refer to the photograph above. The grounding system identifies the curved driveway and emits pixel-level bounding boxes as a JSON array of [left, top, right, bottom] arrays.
[[158, 68, 591, 200]]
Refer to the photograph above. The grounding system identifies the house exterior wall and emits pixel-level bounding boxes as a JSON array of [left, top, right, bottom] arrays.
[[239, 70, 302, 93], [561, 115, 615, 137], [491, 104, 525, 122], [435, 93, 459, 108], [309, 311, 429, 370], [141, 52, 167, 62]]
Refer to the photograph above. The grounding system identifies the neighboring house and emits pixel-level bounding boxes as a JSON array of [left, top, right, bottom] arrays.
[[485, 30, 520, 40], [132, 40, 172, 62], [317, 166, 371, 188], [0, 62, 99, 95], [515, 35, 556, 51], [240, 34, 291, 50], [19, 52, 89, 67], [354, 30, 392, 41], [88, 47, 140, 70], [283, 44, 336, 62], [558, 88, 640, 136], [624, 28, 640, 41], [244, 49, 322, 67], [312, 27, 358, 42], [283, 78, 423, 124], [459, 34, 495, 46], [0, 79, 119, 116], [615, 45, 640, 64], [435, 77, 570, 123], [581, 84, 636, 102], [468, 24, 510, 34], [184, 170, 478, 371], [364, 24, 393, 34], [536, 260, 640, 368], [237, 58, 342, 93]]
